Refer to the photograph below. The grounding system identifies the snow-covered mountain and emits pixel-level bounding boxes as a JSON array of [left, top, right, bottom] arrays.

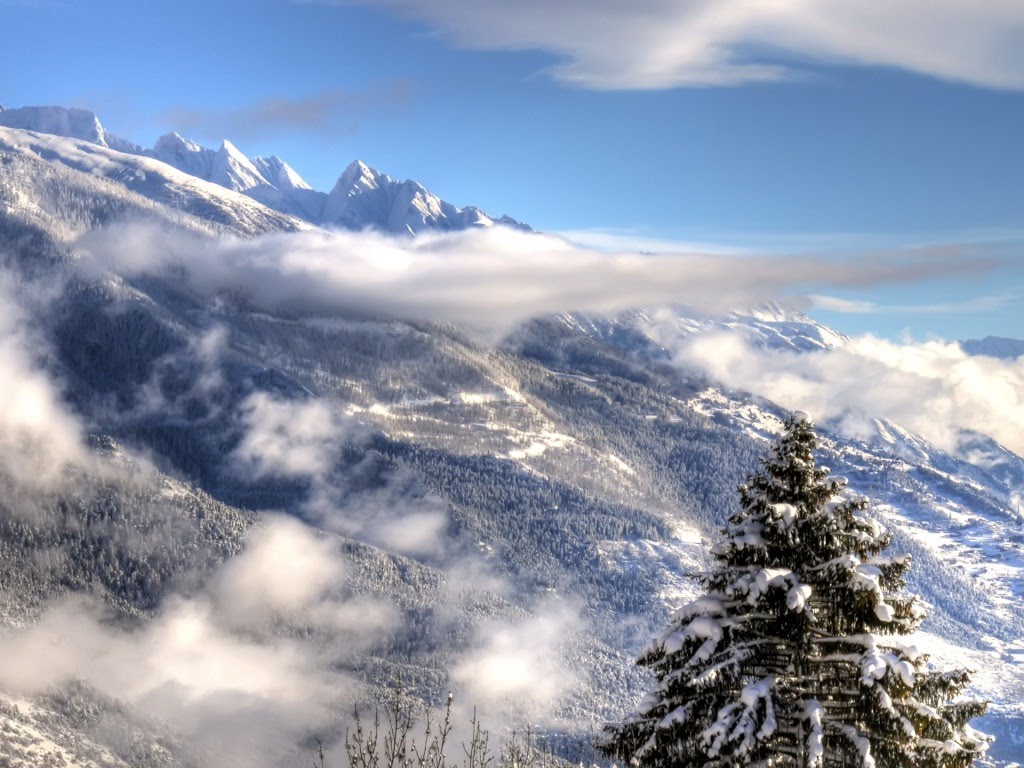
[[151, 136, 531, 234], [2, 104, 528, 234], [0, 117, 1020, 765]]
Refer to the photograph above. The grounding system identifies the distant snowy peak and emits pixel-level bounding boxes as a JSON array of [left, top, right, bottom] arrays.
[[334, 159, 382, 196], [148, 137, 528, 234], [0, 105, 140, 154], [323, 159, 531, 235], [211, 140, 271, 193], [725, 302, 849, 351], [149, 133, 314, 219], [150, 134, 271, 195], [252, 155, 313, 192], [740, 300, 812, 324], [961, 336, 1024, 360], [151, 131, 215, 179]]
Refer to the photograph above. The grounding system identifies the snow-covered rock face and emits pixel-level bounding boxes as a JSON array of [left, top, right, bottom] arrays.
[[0, 105, 103, 143], [333, 158, 382, 196], [210, 139, 272, 194], [641, 301, 849, 353], [151, 131, 215, 178], [252, 155, 312, 192], [156, 136, 533, 234], [149, 133, 322, 219]]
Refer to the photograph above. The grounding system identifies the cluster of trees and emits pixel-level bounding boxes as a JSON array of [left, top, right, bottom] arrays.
[[0, 465, 250, 621]]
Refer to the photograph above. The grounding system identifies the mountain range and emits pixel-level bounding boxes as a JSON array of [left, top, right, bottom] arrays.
[[0, 104, 529, 235], [0, 106, 1019, 767]]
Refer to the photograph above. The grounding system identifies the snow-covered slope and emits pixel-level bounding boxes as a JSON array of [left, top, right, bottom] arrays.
[[0, 126, 306, 236], [0, 687, 194, 768]]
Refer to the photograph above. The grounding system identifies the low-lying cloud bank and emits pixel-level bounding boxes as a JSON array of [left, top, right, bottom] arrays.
[[76, 222, 997, 334], [669, 328, 1024, 457]]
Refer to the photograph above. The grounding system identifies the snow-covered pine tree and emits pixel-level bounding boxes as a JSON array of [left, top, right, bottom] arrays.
[[600, 412, 989, 768]]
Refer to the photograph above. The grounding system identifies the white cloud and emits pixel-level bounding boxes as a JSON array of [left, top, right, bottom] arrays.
[[559, 228, 750, 255], [333, 0, 1024, 90], [810, 291, 1020, 315], [232, 392, 357, 479], [451, 599, 583, 717], [127, 325, 231, 420], [212, 515, 344, 622], [210, 515, 398, 637], [0, 505, 570, 765], [0, 273, 86, 488], [669, 328, 1024, 456], [303, 464, 453, 559], [76, 221, 997, 337], [808, 294, 880, 313]]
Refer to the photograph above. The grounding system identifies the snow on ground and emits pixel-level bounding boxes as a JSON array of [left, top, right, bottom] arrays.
[[0, 695, 149, 768], [597, 535, 705, 609]]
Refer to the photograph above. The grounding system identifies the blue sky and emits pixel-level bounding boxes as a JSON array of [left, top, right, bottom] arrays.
[[2, 0, 1022, 340]]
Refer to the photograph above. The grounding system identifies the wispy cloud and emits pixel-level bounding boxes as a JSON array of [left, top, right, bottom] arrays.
[[558, 228, 752, 255], [810, 290, 1021, 315], [164, 83, 414, 141], [561, 226, 1024, 256], [324, 0, 1024, 91], [808, 295, 881, 314]]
